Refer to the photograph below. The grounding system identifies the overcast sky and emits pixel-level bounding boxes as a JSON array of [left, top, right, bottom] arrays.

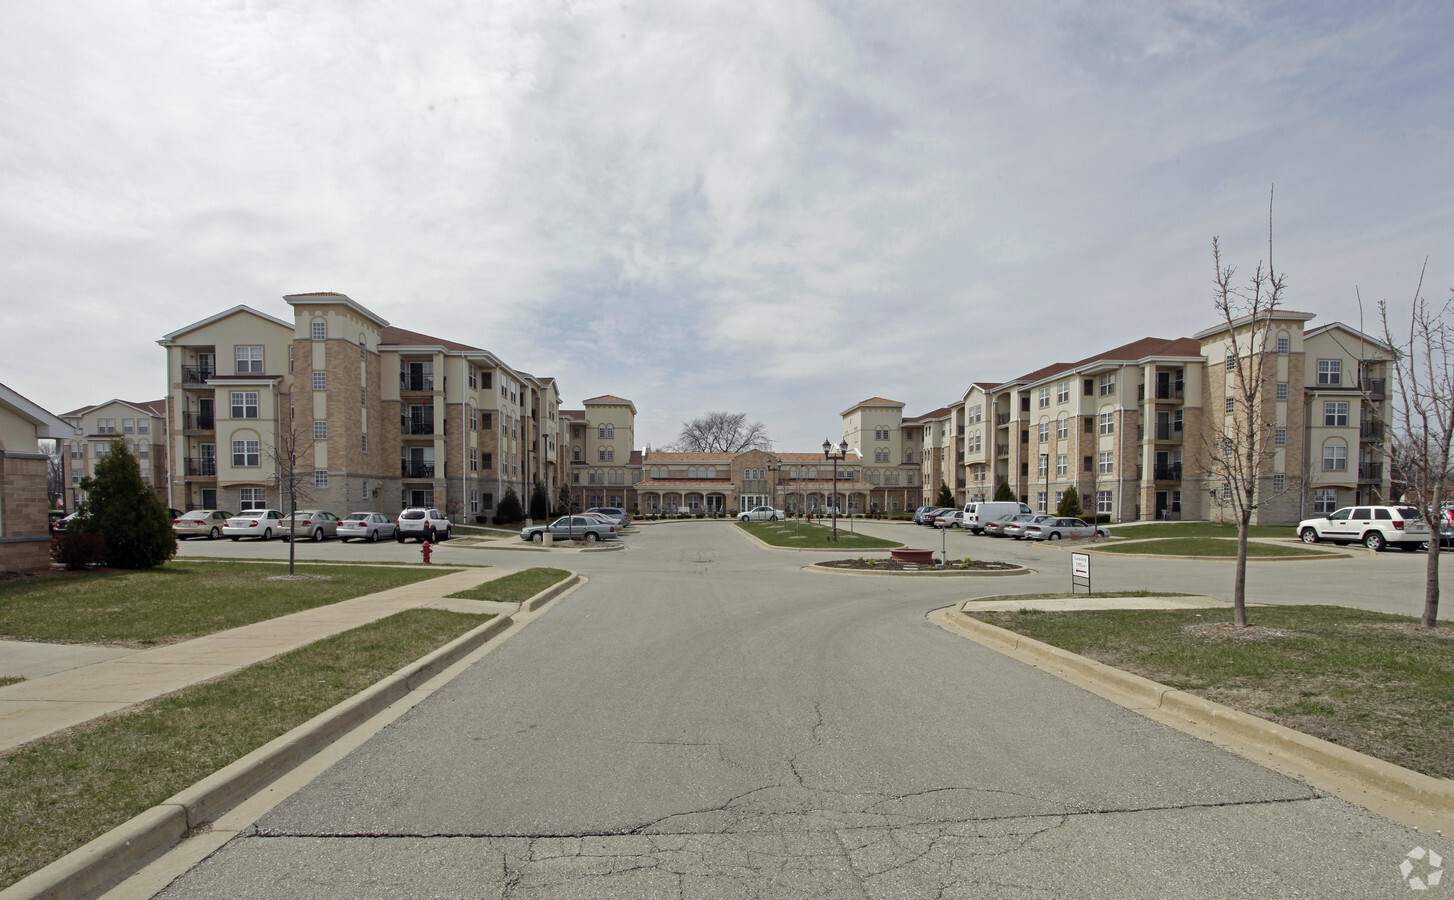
[[3, 0, 1451, 451]]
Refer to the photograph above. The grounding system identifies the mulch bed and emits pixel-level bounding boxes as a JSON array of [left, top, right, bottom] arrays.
[[817, 558, 1019, 572]]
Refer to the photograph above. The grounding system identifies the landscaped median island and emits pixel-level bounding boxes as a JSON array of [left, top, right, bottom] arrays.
[[964, 604, 1454, 779], [0, 608, 495, 890], [816, 557, 1021, 573], [734, 520, 900, 550], [1096, 538, 1336, 558], [446, 567, 572, 603], [0, 561, 459, 645]]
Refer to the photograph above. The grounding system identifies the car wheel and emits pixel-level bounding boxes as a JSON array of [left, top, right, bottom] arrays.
[[311, 528, 324, 542], [340, 537, 350, 543], [231, 536, 240, 541], [1399, 543, 1423, 552], [395, 532, 404, 543], [209, 527, 220, 540], [262, 528, 272, 541], [1299, 528, 1320, 544], [585, 532, 599, 542], [770, 515, 777, 522], [1048, 532, 1061, 541], [426, 529, 436, 543], [1364, 531, 1386, 552], [531, 532, 543, 542], [367, 530, 378, 543], [441, 528, 450, 542]]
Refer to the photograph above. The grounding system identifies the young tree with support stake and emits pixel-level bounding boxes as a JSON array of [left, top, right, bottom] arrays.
[[264, 424, 316, 576], [1373, 263, 1452, 627]]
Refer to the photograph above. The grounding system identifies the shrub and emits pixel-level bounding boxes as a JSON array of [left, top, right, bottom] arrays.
[[1056, 486, 1083, 517], [529, 483, 549, 520], [475, 515, 487, 524], [993, 480, 1015, 502], [69, 440, 175, 569], [51, 533, 107, 569], [494, 488, 524, 524]]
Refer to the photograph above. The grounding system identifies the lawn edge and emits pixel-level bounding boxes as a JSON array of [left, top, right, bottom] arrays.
[[1, 612, 516, 900], [931, 605, 1454, 830]]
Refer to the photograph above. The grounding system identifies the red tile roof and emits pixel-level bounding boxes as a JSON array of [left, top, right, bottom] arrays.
[[583, 395, 632, 404], [379, 326, 482, 352]]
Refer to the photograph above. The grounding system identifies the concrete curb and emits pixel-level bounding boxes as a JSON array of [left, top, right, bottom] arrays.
[[523, 573, 580, 611], [1, 613, 518, 900], [803, 563, 1030, 577], [942, 607, 1454, 823]]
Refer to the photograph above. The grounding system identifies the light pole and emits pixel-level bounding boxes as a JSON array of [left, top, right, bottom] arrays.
[[766, 459, 781, 519], [823, 438, 848, 542], [1041, 452, 1050, 516]]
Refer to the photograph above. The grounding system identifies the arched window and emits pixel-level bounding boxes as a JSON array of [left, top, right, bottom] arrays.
[[708, 467, 717, 478]]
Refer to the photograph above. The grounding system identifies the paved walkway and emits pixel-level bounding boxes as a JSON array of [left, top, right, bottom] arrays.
[[0, 566, 514, 754]]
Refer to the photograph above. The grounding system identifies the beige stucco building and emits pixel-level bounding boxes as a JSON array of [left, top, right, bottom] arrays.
[[1, 383, 75, 572], [60, 399, 168, 509]]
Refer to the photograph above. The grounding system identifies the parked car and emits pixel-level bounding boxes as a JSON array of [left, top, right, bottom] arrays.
[[395, 507, 451, 543], [281, 510, 342, 542], [1022, 517, 1111, 541], [173, 509, 233, 540], [1297, 505, 1430, 551], [912, 506, 942, 524], [739, 505, 785, 522], [338, 512, 397, 543], [918, 507, 951, 526], [587, 507, 632, 527], [1004, 514, 1055, 540], [223, 509, 285, 540], [50, 511, 80, 535], [520, 515, 617, 542], [963, 501, 1034, 534], [932, 510, 965, 528], [988, 514, 1035, 535]]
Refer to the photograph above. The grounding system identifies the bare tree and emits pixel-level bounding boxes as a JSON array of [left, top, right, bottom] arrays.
[[263, 423, 317, 575], [1201, 195, 1290, 627], [41, 439, 64, 509], [668, 412, 771, 453], [1373, 263, 1452, 627]]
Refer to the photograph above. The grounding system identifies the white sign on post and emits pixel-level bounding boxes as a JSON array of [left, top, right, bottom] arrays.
[[1070, 552, 1091, 594]]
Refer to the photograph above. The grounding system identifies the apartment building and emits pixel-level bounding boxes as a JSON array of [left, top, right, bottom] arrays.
[[561, 395, 642, 511], [59, 399, 168, 509], [0, 383, 74, 571], [838, 398, 923, 513], [158, 294, 572, 521], [635, 448, 872, 515]]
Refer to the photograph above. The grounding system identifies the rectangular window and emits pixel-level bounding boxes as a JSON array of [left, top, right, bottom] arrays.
[[1314, 488, 1338, 514], [1036, 491, 1047, 512], [1038, 422, 1049, 443], [482, 452, 492, 470], [236, 345, 264, 373], [137, 420, 148, 434], [1323, 443, 1347, 471], [1096, 490, 1113, 514], [469, 407, 477, 429], [1099, 372, 1116, 396], [1056, 454, 1067, 477], [1056, 418, 1067, 440], [122, 418, 135, 433], [468, 369, 477, 388], [1225, 353, 1236, 371], [231, 440, 260, 466], [1038, 386, 1050, 408], [1225, 397, 1235, 413], [1276, 336, 1290, 354], [230, 392, 258, 419], [1317, 359, 1342, 385], [314, 420, 327, 440], [311, 320, 326, 340], [1056, 381, 1069, 404], [1276, 382, 1288, 401], [361, 433, 368, 453], [1038, 456, 1048, 477], [362, 387, 367, 406], [1324, 401, 1349, 427], [238, 487, 266, 510], [97, 418, 115, 434], [314, 470, 329, 488], [1274, 428, 1286, 447], [470, 448, 478, 471], [313, 372, 326, 390], [1098, 451, 1113, 474], [1273, 474, 1285, 492], [482, 412, 492, 430], [1099, 412, 1114, 435]]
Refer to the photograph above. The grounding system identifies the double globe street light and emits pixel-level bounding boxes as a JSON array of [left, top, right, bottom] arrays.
[[822, 438, 849, 542]]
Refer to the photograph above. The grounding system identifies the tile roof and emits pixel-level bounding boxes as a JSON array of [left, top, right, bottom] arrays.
[[850, 396, 904, 407], [583, 395, 633, 404], [1009, 336, 1204, 384], [379, 326, 483, 352]]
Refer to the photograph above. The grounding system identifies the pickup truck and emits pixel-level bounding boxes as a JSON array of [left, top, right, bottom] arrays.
[[521, 515, 618, 542]]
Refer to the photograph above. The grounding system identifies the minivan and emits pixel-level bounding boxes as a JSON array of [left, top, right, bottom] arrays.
[[963, 501, 1034, 534]]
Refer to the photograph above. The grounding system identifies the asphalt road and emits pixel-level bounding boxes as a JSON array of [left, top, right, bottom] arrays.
[[155, 523, 1449, 897]]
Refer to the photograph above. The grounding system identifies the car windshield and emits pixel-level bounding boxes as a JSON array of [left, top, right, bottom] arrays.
[[344, 514, 368, 521], [235, 512, 265, 519], [1396, 508, 1421, 519]]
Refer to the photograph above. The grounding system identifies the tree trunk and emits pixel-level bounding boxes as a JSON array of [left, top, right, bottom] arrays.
[[1233, 515, 1250, 627], [1424, 536, 1441, 627]]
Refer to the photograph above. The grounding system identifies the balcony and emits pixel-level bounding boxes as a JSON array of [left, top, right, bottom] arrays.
[[1360, 378, 1386, 399], [1360, 421, 1384, 440], [401, 461, 436, 479], [1152, 464, 1183, 481], [1153, 424, 1183, 441], [184, 457, 217, 477], [400, 373, 435, 392], [1359, 462, 1384, 481], [181, 365, 214, 387], [182, 412, 214, 432], [996, 443, 1009, 458], [401, 415, 437, 436], [1155, 385, 1184, 401], [996, 412, 1011, 426]]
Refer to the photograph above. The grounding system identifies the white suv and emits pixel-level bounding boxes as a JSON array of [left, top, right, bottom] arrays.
[[1297, 505, 1430, 551], [395, 507, 451, 543]]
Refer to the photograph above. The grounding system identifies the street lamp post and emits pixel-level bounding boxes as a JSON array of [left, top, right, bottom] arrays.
[[823, 438, 848, 542], [1042, 452, 1050, 516]]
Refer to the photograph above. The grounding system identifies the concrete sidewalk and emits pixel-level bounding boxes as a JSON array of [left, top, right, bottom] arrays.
[[0, 566, 515, 754]]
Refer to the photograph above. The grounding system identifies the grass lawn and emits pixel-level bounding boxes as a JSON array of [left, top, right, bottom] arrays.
[[1097, 537, 1334, 557], [969, 605, 1454, 778], [736, 520, 901, 550], [1111, 522, 1289, 539], [0, 561, 454, 646], [446, 568, 571, 603], [0, 608, 493, 889]]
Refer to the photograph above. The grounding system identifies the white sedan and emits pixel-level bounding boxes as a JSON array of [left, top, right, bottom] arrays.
[[739, 505, 785, 522], [223, 509, 285, 541]]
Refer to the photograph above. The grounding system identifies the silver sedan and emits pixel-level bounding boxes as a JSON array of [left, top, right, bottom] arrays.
[[1023, 517, 1111, 541], [338, 512, 397, 543]]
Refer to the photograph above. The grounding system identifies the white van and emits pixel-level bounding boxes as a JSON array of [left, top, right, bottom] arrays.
[[963, 501, 1034, 534]]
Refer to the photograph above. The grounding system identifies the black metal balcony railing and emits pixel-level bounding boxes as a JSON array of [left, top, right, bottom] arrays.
[[400, 373, 435, 392], [401, 415, 437, 435], [1360, 421, 1384, 439], [1359, 462, 1384, 481], [996, 412, 1011, 426], [1154, 424, 1183, 441], [1153, 464, 1183, 481], [182, 412, 214, 431], [996, 443, 1009, 458], [181, 365, 214, 385], [184, 457, 217, 477], [1360, 378, 1386, 399], [1155, 385, 1185, 401], [401, 461, 436, 479]]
